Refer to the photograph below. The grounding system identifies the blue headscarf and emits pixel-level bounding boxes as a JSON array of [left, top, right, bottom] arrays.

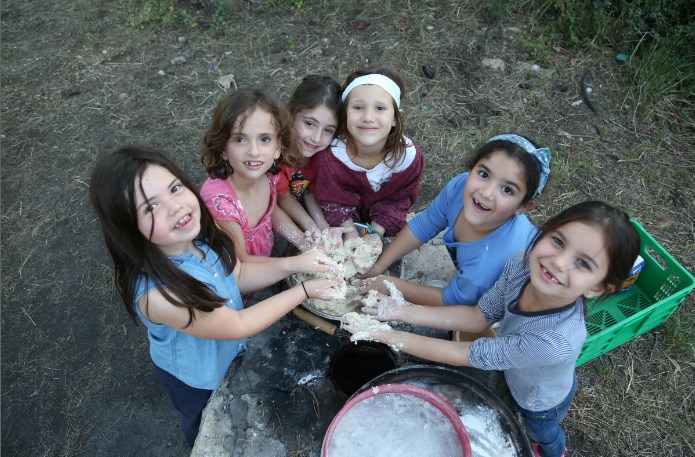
[[486, 134, 551, 198]]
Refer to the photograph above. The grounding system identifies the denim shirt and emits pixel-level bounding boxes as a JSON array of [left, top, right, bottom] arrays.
[[134, 241, 247, 390]]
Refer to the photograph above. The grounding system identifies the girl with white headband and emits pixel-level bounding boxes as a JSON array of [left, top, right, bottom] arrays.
[[358, 133, 551, 317], [313, 68, 424, 246]]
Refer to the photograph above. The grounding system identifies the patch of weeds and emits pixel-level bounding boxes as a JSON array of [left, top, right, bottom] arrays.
[[485, 0, 509, 23], [208, 4, 235, 33], [521, 17, 554, 63], [668, 416, 693, 443], [589, 361, 618, 384], [84, 31, 101, 47], [663, 316, 695, 358], [627, 29, 695, 132], [262, 0, 304, 13], [122, 0, 200, 30]]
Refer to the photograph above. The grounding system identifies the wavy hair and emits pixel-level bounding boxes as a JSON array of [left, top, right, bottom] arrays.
[[201, 89, 291, 179]]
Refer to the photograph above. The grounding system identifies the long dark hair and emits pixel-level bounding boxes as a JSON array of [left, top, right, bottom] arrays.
[[339, 68, 408, 168], [531, 200, 641, 293], [201, 88, 292, 179], [465, 134, 543, 203], [285, 74, 341, 168], [90, 145, 238, 327]]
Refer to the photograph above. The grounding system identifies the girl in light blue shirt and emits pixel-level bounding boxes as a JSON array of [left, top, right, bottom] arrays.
[[361, 134, 550, 307], [90, 145, 343, 448]]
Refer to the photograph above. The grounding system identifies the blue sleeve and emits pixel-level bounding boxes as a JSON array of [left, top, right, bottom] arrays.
[[408, 173, 467, 243], [441, 217, 535, 306], [442, 273, 487, 306]]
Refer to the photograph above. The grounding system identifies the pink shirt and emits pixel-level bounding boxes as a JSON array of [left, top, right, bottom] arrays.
[[200, 174, 278, 257]]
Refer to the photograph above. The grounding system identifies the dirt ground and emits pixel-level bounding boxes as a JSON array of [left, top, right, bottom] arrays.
[[2, 1, 694, 456]]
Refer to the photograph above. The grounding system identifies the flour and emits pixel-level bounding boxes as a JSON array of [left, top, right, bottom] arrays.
[[340, 311, 392, 340], [325, 393, 466, 457], [455, 401, 518, 457], [361, 289, 380, 308], [383, 280, 405, 304]]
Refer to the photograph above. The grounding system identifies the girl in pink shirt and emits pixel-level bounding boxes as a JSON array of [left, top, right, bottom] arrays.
[[200, 89, 291, 261]]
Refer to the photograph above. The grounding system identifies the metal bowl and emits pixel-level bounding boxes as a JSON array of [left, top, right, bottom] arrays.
[[287, 256, 402, 322]]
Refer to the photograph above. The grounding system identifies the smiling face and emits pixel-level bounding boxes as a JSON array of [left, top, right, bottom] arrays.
[[135, 164, 201, 256], [293, 104, 337, 158], [223, 107, 281, 180], [530, 221, 610, 304], [462, 150, 532, 236], [345, 84, 397, 154]]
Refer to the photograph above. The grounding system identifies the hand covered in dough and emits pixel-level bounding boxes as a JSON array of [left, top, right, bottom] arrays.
[[303, 277, 346, 300], [293, 249, 338, 274], [322, 226, 357, 250], [350, 275, 395, 295], [298, 227, 322, 252], [362, 232, 383, 250], [360, 295, 408, 322]]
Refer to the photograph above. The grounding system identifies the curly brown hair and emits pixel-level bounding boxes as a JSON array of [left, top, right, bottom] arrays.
[[201, 89, 291, 179]]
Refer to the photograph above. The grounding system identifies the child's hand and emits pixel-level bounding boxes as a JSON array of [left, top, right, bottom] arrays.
[[298, 227, 322, 252], [350, 275, 393, 295], [360, 295, 406, 321], [322, 226, 355, 250], [294, 249, 338, 274], [303, 278, 346, 300], [362, 233, 383, 250]]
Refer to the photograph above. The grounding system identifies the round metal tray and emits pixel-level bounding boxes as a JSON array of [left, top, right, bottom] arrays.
[[287, 258, 402, 322]]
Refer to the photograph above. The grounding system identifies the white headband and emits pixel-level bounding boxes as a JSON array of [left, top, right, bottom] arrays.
[[341, 74, 401, 108]]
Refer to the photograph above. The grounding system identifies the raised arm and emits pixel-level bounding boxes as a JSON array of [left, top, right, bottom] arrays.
[[234, 248, 336, 294], [344, 299, 490, 366], [303, 192, 329, 230], [277, 193, 318, 232], [357, 275, 447, 307], [272, 204, 311, 251], [361, 225, 423, 277], [140, 277, 340, 341]]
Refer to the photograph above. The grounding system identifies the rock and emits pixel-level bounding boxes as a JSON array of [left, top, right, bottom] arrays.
[[481, 58, 506, 71], [217, 74, 236, 90], [421, 65, 436, 79], [170, 55, 187, 65]]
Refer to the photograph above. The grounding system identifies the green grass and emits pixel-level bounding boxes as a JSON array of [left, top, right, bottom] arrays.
[[663, 315, 695, 358]]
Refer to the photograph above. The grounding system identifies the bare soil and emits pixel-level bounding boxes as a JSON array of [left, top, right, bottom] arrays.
[[2, 1, 694, 456]]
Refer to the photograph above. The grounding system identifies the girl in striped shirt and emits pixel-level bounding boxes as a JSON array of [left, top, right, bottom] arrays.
[[345, 201, 641, 457]]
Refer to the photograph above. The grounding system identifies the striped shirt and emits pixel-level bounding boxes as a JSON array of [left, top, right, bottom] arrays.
[[468, 251, 587, 411]]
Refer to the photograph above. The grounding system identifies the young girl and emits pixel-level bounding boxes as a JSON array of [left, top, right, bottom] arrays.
[[200, 88, 291, 261], [90, 145, 342, 448], [313, 68, 424, 245], [345, 201, 641, 457], [272, 75, 342, 250], [360, 134, 551, 308]]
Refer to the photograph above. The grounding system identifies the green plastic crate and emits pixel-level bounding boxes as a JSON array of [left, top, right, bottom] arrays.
[[577, 220, 695, 366]]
